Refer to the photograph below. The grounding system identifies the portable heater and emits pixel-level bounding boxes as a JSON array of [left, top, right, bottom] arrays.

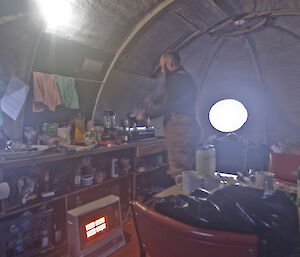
[[67, 195, 125, 257]]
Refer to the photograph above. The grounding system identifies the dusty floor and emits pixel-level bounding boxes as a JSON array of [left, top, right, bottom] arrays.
[[60, 210, 146, 257], [110, 212, 144, 257]]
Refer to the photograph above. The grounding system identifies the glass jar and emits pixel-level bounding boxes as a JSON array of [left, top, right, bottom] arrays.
[[104, 111, 116, 129]]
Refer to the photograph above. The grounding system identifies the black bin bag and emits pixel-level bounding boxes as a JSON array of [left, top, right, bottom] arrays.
[[154, 185, 299, 257]]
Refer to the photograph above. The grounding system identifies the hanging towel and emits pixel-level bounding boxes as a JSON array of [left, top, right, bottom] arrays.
[[55, 75, 79, 109], [33, 72, 61, 112]]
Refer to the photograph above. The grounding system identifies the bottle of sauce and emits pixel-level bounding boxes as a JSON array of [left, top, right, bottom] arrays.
[[74, 113, 85, 143]]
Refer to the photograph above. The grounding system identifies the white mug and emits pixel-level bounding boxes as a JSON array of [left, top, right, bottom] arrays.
[[175, 170, 202, 194]]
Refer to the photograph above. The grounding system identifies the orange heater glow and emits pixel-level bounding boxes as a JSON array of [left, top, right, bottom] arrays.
[[85, 217, 107, 238], [67, 195, 125, 257]]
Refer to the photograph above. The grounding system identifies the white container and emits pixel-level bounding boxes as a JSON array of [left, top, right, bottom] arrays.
[[81, 175, 94, 186], [111, 158, 119, 178], [196, 145, 216, 176]]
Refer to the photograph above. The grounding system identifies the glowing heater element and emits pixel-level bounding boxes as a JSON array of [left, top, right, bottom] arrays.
[[86, 228, 96, 238], [85, 216, 107, 238], [96, 223, 106, 233], [85, 222, 95, 231], [209, 99, 248, 132], [95, 217, 106, 226], [37, 0, 72, 29]]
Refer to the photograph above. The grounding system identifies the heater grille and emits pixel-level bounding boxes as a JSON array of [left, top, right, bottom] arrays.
[[67, 195, 125, 257], [85, 235, 124, 257]]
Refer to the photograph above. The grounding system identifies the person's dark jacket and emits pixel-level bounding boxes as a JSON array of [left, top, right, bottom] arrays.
[[163, 68, 197, 124], [145, 68, 198, 125]]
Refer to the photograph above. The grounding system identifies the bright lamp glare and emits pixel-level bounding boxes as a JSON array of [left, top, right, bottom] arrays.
[[38, 0, 72, 29], [209, 99, 248, 132]]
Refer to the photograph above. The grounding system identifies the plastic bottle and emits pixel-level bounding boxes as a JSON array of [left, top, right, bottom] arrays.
[[75, 196, 82, 207], [54, 223, 62, 244], [73, 169, 81, 188]]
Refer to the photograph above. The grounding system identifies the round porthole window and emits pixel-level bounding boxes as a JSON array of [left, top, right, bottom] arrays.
[[209, 99, 248, 132]]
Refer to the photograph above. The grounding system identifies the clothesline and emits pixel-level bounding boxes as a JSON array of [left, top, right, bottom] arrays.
[[32, 71, 104, 85], [73, 77, 104, 84]]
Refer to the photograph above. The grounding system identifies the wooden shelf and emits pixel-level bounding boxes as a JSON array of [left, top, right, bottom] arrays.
[[1, 173, 134, 218], [0, 138, 167, 257], [40, 241, 67, 257], [0, 138, 166, 169], [66, 172, 134, 197], [135, 163, 168, 176], [1, 195, 65, 218], [136, 141, 166, 158]]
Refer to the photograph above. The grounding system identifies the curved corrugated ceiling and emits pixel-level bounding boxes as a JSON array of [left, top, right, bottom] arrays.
[[2, 0, 300, 142]]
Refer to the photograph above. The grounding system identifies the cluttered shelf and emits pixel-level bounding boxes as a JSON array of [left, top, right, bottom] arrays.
[[0, 138, 166, 170], [0, 138, 167, 218], [67, 172, 133, 197], [0, 172, 134, 218], [40, 241, 67, 257], [0, 194, 65, 218], [0, 136, 167, 257], [30, 240, 67, 257]]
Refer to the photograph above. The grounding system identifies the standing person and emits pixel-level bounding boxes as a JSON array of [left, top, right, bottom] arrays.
[[144, 50, 200, 178]]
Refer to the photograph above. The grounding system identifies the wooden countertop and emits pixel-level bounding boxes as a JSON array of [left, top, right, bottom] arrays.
[[154, 184, 184, 198], [0, 138, 166, 169]]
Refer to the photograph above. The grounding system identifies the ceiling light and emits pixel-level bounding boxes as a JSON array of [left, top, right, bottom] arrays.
[[37, 0, 72, 30], [209, 99, 248, 132]]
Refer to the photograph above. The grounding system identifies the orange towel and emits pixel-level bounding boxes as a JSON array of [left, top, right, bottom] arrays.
[[33, 72, 61, 112]]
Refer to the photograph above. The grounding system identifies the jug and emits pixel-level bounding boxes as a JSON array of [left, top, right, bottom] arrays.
[[196, 145, 216, 176]]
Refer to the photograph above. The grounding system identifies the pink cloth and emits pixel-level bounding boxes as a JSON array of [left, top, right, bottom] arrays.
[[33, 72, 61, 112]]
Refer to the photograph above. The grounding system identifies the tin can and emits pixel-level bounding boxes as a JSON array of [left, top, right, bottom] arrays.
[[47, 123, 58, 136], [42, 123, 58, 136], [24, 127, 38, 145]]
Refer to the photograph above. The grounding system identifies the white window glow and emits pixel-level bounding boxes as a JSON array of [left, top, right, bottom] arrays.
[[37, 0, 72, 30], [209, 99, 248, 132]]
